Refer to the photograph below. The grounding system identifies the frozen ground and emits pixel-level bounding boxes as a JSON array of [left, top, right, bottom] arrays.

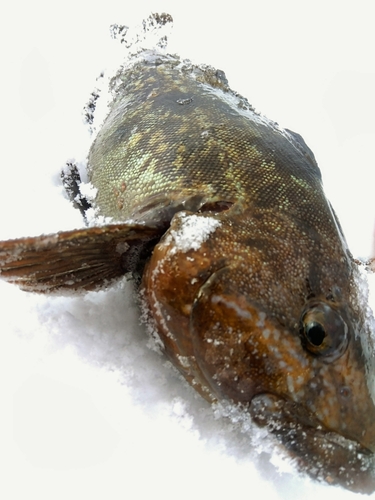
[[1, 1, 375, 499]]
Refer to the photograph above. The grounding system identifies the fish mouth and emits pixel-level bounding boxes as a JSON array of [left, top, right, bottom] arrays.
[[249, 393, 375, 494]]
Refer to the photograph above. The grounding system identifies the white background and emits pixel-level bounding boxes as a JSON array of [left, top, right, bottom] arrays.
[[0, 1, 374, 499]]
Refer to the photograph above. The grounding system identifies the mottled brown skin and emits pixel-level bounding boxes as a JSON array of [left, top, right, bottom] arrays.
[[1, 48, 375, 492]]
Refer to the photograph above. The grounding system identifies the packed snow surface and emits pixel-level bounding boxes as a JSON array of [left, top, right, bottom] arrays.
[[2, 2, 375, 500]]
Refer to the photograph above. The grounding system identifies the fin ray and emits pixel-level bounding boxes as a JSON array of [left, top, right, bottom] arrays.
[[0, 223, 162, 292]]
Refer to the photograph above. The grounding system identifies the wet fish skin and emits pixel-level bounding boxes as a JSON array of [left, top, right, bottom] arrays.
[[91, 52, 375, 492], [0, 45, 375, 493]]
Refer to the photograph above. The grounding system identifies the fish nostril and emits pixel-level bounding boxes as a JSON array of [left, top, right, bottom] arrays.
[[340, 386, 351, 399]]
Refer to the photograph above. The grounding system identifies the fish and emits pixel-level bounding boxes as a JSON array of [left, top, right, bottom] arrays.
[[1, 13, 375, 494]]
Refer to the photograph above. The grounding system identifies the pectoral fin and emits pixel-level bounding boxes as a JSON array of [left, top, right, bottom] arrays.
[[0, 223, 162, 293]]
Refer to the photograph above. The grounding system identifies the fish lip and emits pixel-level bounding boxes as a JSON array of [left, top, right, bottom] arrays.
[[250, 391, 373, 450], [249, 393, 375, 493], [316, 429, 373, 456]]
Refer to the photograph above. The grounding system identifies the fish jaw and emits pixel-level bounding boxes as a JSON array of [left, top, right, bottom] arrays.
[[142, 209, 375, 492], [249, 393, 375, 493]]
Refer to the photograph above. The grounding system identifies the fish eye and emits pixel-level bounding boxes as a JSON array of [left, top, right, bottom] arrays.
[[300, 302, 349, 361], [304, 321, 326, 346]]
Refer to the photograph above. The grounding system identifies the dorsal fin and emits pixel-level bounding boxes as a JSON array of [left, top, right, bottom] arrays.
[[0, 223, 162, 293]]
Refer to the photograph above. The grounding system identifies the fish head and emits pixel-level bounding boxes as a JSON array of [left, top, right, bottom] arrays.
[[144, 209, 375, 491], [191, 259, 375, 491]]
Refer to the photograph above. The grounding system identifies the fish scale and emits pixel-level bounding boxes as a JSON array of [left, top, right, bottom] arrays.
[[89, 56, 324, 225]]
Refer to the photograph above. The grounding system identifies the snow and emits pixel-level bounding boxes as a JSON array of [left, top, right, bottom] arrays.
[[164, 213, 221, 254], [1, 2, 375, 500]]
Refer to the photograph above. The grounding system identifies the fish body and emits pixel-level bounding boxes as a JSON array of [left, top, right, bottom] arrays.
[[1, 22, 375, 493]]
